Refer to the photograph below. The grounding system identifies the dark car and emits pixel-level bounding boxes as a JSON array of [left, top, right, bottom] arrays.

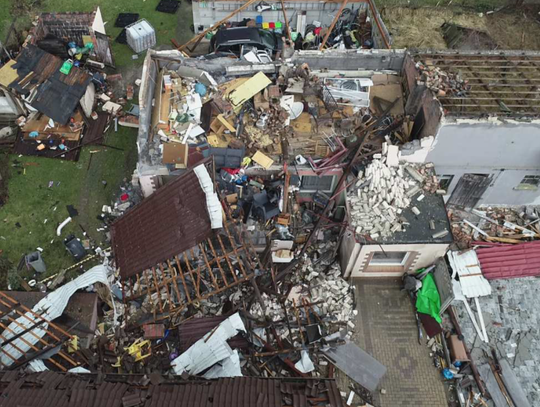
[[209, 27, 282, 57]]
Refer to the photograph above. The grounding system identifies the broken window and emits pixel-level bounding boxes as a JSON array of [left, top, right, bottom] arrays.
[[515, 175, 540, 191], [300, 175, 335, 193], [438, 174, 454, 191], [369, 251, 409, 266]]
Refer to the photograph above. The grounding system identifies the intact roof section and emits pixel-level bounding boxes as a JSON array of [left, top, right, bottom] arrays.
[[414, 50, 540, 118], [0, 372, 345, 407], [111, 160, 215, 279], [476, 240, 540, 279]]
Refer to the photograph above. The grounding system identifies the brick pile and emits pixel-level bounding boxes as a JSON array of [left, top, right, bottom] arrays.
[[348, 148, 426, 240]]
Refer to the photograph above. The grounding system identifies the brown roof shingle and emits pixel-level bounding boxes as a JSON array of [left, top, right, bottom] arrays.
[[111, 161, 215, 279], [0, 373, 344, 407]]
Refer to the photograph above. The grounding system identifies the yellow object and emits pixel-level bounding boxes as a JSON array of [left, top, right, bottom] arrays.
[[112, 338, 152, 368], [252, 151, 274, 169], [262, 22, 270, 29], [207, 134, 229, 148], [68, 336, 78, 353], [82, 35, 93, 45], [228, 72, 271, 110], [0, 60, 18, 87], [217, 114, 236, 133], [242, 157, 252, 167], [125, 338, 152, 362]]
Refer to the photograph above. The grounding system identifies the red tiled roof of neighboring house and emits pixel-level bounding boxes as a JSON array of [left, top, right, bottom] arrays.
[[475, 241, 540, 280]]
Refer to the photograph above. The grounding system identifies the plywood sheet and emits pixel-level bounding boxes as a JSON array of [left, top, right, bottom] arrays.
[[369, 83, 405, 116], [22, 112, 84, 141]]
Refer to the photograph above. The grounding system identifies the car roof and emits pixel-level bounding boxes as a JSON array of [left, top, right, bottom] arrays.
[[214, 27, 262, 44]]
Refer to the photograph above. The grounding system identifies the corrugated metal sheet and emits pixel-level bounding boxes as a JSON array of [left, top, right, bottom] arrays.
[[111, 161, 215, 280], [476, 241, 540, 280], [448, 250, 492, 298], [0, 373, 343, 407], [0, 265, 110, 367], [171, 313, 245, 376], [177, 316, 249, 352]]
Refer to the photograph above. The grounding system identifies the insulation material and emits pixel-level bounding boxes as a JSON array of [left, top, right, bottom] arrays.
[[193, 163, 223, 229], [448, 250, 492, 298], [171, 313, 246, 375], [0, 265, 110, 367]]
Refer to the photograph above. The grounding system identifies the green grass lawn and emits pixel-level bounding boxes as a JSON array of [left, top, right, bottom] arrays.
[[0, 126, 138, 278]]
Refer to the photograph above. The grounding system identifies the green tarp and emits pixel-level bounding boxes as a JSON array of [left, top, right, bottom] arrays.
[[415, 274, 442, 323]]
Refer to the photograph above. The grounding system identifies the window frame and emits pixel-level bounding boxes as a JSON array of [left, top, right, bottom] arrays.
[[368, 251, 410, 267], [437, 174, 454, 191], [300, 175, 336, 193], [515, 175, 540, 191]]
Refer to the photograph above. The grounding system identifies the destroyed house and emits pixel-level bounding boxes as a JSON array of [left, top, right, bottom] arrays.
[[0, 44, 92, 125], [135, 48, 455, 278], [405, 50, 540, 207], [135, 48, 404, 196], [27, 8, 114, 67], [0, 372, 345, 407]]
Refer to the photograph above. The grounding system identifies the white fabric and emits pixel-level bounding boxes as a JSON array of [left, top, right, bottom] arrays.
[[295, 350, 315, 373]]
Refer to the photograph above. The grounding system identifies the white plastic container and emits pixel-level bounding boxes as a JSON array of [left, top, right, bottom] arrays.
[[126, 19, 156, 53]]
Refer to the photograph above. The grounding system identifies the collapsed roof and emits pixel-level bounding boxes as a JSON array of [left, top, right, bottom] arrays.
[[0, 45, 91, 124]]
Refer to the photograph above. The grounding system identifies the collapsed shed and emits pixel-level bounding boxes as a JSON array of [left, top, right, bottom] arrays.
[[27, 8, 114, 67]]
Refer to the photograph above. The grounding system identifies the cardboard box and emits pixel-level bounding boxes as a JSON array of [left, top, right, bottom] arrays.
[[449, 335, 469, 362], [162, 142, 188, 168]]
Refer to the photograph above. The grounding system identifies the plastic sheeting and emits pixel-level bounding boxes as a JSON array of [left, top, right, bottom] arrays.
[[0, 265, 110, 366], [415, 273, 442, 323], [171, 313, 245, 376]]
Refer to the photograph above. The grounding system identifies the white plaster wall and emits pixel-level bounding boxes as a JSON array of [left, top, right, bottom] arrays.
[[343, 241, 449, 278], [422, 119, 540, 206]]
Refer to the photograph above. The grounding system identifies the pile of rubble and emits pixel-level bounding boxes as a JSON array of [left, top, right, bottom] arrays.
[[415, 60, 471, 97], [449, 206, 540, 248], [348, 145, 444, 240]]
